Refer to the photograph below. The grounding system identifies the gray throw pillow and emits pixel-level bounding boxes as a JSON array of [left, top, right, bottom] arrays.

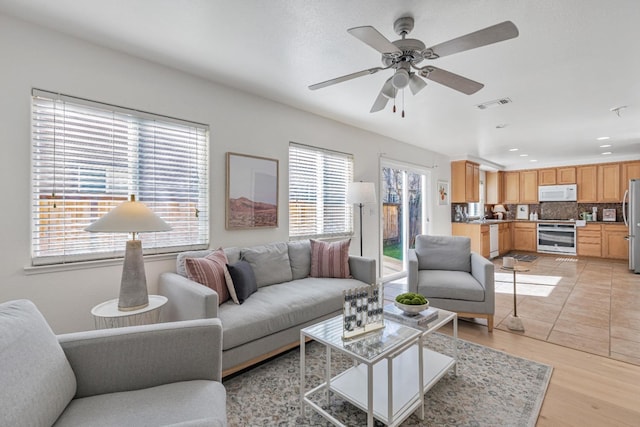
[[288, 240, 311, 279], [241, 242, 293, 287], [415, 235, 471, 272], [227, 260, 258, 304]]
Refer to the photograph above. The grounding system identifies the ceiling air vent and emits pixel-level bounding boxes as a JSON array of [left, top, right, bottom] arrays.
[[475, 97, 512, 110]]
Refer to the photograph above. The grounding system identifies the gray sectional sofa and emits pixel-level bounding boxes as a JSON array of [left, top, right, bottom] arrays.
[[159, 240, 376, 376]]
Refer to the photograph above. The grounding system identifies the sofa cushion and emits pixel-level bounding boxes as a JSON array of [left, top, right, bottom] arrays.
[[415, 235, 471, 273], [53, 380, 226, 427], [241, 242, 293, 287], [218, 277, 364, 350], [0, 300, 77, 427], [416, 270, 486, 302], [288, 239, 311, 280], [185, 248, 234, 304], [310, 239, 351, 278], [227, 260, 258, 304]]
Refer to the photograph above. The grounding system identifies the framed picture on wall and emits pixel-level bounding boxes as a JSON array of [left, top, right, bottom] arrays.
[[437, 180, 449, 205], [226, 152, 279, 229]]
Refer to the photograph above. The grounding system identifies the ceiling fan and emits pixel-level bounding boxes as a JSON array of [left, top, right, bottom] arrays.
[[309, 16, 519, 114]]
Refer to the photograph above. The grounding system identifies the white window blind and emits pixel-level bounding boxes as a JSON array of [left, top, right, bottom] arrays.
[[31, 89, 209, 265], [289, 142, 353, 238]]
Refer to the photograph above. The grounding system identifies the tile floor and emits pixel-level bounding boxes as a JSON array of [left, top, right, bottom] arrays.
[[384, 254, 640, 365]]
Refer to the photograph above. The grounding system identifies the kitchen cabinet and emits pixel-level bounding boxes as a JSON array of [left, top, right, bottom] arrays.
[[577, 165, 598, 202], [513, 222, 536, 252], [451, 160, 480, 203], [503, 172, 520, 204], [557, 167, 577, 184], [602, 224, 629, 260], [452, 223, 489, 256], [577, 223, 602, 257], [485, 171, 503, 204], [621, 161, 640, 195], [498, 222, 512, 255], [538, 168, 557, 185], [597, 163, 621, 202], [519, 170, 538, 203]]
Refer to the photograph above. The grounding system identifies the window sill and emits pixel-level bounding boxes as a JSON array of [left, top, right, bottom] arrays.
[[23, 252, 178, 276]]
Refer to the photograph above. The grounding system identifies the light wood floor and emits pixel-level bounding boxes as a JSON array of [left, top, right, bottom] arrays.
[[384, 256, 640, 426]]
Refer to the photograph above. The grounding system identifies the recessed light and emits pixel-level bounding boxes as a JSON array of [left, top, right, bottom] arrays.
[[530, 159, 538, 162], [520, 154, 529, 157], [599, 144, 612, 148], [597, 136, 610, 141], [509, 148, 519, 152], [602, 151, 612, 155]]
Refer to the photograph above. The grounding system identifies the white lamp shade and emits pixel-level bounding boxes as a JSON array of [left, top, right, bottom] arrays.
[[347, 182, 377, 205], [493, 204, 507, 213], [85, 196, 172, 233]]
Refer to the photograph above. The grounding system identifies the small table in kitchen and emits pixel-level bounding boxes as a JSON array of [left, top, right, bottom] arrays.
[[501, 266, 529, 331]]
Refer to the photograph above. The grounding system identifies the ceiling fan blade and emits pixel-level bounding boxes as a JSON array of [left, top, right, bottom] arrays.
[[371, 78, 393, 112], [425, 21, 519, 59], [347, 26, 402, 56], [308, 67, 383, 90], [409, 73, 427, 95], [423, 66, 484, 95]]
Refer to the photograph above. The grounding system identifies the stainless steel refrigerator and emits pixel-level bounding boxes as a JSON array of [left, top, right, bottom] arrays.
[[624, 178, 640, 273]]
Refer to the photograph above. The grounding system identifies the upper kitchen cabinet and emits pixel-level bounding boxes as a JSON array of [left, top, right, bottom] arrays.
[[621, 161, 640, 194], [597, 163, 621, 202], [538, 168, 557, 185], [519, 170, 538, 203], [503, 171, 520, 203], [451, 160, 480, 203], [485, 171, 503, 205], [577, 165, 598, 202], [557, 167, 577, 184]]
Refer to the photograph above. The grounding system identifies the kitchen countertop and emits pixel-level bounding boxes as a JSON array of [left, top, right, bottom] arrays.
[[456, 219, 626, 225]]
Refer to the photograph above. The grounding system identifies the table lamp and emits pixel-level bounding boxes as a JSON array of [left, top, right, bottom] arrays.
[[85, 195, 172, 311], [346, 182, 377, 256], [493, 204, 507, 220]]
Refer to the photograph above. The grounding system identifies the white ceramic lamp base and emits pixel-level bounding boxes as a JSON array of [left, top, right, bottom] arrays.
[[118, 240, 149, 311]]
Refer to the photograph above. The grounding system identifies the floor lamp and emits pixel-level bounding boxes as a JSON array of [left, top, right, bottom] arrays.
[[347, 182, 377, 256], [85, 195, 172, 311]]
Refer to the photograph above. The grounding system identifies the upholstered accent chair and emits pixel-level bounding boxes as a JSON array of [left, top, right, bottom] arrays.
[[0, 299, 227, 426], [408, 235, 495, 331]]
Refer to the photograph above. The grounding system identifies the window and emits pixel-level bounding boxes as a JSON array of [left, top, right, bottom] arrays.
[[289, 143, 353, 238], [31, 89, 209, 265]]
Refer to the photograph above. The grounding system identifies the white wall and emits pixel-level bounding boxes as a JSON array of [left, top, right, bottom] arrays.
[[0, 14, 451, 333]]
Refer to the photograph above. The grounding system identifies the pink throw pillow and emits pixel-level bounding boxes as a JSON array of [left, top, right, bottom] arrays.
[[310, 239, 351, 278], [185, 248, 235, 304]]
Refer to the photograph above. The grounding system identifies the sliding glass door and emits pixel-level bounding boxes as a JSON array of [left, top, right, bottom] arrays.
[[380, 160, 430, 281]]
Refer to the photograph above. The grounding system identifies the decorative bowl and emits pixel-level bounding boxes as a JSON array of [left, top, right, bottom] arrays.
[[394, 300, 429, 315]]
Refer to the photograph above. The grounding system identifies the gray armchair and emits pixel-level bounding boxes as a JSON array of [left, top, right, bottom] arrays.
[[408, 235, 495, 332], [0, 299, 227, 427]]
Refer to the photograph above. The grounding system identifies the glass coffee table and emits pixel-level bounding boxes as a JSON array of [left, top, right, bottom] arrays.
[[300, 309, 457, 426]]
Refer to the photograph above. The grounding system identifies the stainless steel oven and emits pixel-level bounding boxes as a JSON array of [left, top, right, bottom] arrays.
[[537, 223, 577, 255]]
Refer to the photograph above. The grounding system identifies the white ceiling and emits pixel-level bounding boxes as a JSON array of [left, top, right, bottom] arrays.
[[2, 0, 639, 169]]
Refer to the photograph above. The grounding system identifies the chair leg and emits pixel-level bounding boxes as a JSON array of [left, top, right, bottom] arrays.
[[487, 315, 494, 332]]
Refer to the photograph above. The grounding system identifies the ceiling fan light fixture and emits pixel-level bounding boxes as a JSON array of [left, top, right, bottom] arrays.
[[391, 68, 410, 89]]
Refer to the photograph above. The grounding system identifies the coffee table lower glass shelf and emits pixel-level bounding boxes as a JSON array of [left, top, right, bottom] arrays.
[[300, 310, 457, 426]]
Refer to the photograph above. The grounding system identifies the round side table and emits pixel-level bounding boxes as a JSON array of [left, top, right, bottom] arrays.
[[501, 266, 529, 332], [91, 295, 168, 329]]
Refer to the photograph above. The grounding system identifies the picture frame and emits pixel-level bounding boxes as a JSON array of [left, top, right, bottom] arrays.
[[603, 208, 616, 222], [516, 204, 529, 220], [437, 180, 449, 205], [226, 152, 279, 229]]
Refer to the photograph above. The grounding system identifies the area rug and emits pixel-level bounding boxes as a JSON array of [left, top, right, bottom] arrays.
[[224, 333, 552, 426], [508, 253, 538, 262]]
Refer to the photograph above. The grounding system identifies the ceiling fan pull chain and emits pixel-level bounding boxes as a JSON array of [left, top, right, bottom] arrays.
[[392, 87, 396, 113], [402, 89, 405, 118]]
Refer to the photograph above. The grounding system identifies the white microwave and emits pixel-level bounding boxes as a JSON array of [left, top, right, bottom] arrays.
[[538, 184, 577, 202]]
